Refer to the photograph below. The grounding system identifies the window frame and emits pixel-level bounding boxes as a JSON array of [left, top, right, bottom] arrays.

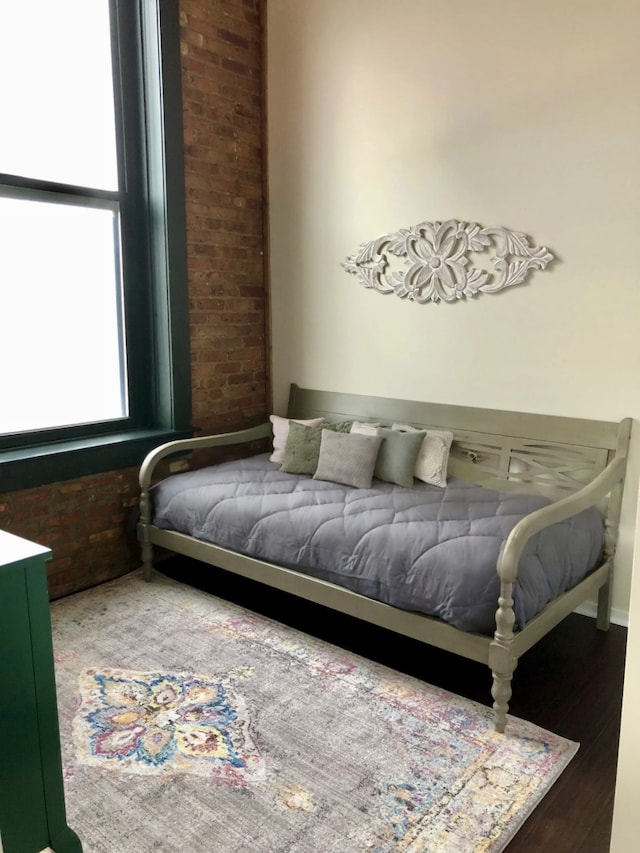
[[0, 0, 192, 492]]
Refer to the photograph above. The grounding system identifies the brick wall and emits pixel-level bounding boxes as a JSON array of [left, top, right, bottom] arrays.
[[181, 0, 267, 435], [0, 473, 141, 599], [0, 0, 267, 600]]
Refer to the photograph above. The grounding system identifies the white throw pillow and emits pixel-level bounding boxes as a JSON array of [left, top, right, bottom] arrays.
[[350, 421, 382, 436], [269, 415, 324, 463], [392, 423, 454, 488]]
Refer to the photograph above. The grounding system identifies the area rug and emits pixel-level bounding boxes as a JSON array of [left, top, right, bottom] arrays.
[[50, 570, 577, 852]]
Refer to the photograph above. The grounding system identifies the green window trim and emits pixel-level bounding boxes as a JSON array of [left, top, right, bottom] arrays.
[[0, 428, 193, 492]]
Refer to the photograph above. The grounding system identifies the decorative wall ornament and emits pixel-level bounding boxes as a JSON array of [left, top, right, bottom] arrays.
[[342, 219, 554, 303]]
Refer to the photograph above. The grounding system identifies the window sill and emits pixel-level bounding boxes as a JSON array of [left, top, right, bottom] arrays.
[[0, 428, 194, 493]]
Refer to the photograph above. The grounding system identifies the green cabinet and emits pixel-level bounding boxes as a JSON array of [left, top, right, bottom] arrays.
[[0, 530, 82, 853]]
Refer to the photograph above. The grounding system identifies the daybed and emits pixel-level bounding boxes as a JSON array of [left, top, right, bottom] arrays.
[[138, 384, 631, 732]]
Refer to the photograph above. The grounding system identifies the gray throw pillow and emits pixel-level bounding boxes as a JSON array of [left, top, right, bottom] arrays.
[[313, 429, 383, 488], [280, 420, 353, 475], [374, 427, 426, 487]]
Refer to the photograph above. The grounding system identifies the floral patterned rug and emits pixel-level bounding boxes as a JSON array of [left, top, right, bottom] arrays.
[[74, 668, 265, 783], [50, 571, 577, 852]]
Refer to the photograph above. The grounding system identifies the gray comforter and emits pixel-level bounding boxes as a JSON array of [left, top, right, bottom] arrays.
[[151, 453, 604, 635]]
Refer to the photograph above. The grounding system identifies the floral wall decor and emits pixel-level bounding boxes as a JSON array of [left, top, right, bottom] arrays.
[[342, 220, 554, 304]]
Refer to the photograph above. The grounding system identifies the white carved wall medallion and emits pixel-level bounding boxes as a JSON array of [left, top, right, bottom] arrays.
[[342, 220, 554, 303]]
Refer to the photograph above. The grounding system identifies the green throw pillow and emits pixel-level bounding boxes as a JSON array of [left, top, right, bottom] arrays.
[[280, 420, 353, 475], [374, 427, 426, 487]]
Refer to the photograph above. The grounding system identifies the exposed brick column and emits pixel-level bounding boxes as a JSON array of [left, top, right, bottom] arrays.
[[180, 0, 268, 435]]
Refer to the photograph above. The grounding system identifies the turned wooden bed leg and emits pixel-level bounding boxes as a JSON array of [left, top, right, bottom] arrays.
[[597, 476, 623, 631], [596, 514, 618, 631], [138, 487, 154, 582], [489, 583, 518, 733], [140, 535, 154, 582], [596, 575, 612, 632], [491, 671, 513, 734]]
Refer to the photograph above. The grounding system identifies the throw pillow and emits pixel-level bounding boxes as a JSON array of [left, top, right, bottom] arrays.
[[269, 415, 324, 463], [280, 420, 353, 475], [374, 427, 426, 488], [313, 430, 383, 489], [392, 423, 454, 488], [350, 421, 383, 436]]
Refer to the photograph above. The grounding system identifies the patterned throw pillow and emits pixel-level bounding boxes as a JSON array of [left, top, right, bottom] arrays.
[[269, 415, 324, 464], [280, 421, 353, 475]]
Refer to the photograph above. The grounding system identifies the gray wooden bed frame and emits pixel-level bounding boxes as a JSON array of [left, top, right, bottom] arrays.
[[138, 384, 631, 733]]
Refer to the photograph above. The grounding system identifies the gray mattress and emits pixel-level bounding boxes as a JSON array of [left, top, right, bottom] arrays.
[[151, 453, 604, 635]]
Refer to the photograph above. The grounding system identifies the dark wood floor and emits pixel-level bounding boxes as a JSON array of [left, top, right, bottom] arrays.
[[159, 556, 627, 853]]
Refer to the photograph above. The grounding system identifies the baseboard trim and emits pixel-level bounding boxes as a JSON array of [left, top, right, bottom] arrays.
[[574, 601, 629, 628]]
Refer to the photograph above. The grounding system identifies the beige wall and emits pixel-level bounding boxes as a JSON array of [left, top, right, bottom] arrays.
[[267, 0, 640, 622]]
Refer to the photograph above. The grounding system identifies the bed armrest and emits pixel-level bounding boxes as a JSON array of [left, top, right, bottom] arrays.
[[496, 455, 626, 583], [138, 422, 272, 493]]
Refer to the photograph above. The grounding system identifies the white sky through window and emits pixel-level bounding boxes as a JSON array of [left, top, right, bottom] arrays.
[[0, 1, 117, 189], [0, 1, 127, 436], [0, 198, 127, 434]]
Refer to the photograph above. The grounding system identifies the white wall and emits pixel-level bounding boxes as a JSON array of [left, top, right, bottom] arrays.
[[267, 0, 640, 618]]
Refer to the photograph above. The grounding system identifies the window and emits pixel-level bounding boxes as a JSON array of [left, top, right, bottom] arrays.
[[0, 0, 191, 491]]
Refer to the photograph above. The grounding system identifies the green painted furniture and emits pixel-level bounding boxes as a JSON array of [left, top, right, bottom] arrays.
[[0, 530, 82, 853]]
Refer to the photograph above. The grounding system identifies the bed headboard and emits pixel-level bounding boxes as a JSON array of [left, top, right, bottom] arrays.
[[286, 384, 631, 504]]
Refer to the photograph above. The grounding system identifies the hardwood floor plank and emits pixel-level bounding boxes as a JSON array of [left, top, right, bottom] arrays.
[[506, 715, 621, 852]]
